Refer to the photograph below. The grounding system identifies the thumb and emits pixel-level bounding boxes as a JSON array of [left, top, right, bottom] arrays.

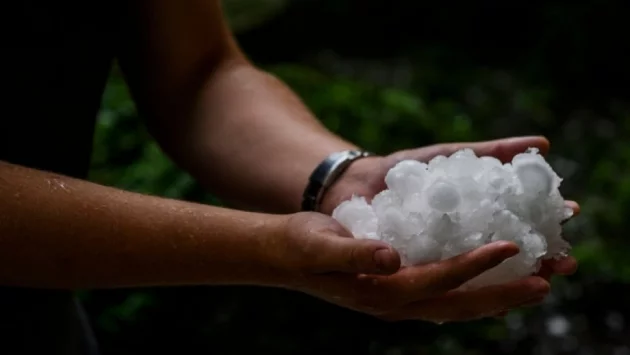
[[307, 233, 401, 275]]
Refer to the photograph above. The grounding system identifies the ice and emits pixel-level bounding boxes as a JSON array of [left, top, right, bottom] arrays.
[[332, 147, 573, 290], [427, 180, 461, 212]]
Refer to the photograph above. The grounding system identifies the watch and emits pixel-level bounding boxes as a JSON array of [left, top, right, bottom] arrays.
[[301, 150, 375, 212]]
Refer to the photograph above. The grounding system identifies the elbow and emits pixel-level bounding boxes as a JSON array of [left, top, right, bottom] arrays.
[[142, 49, 251, 139]]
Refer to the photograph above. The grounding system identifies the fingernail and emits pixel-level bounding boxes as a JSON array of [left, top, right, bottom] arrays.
[[373, 248, 395, 273]]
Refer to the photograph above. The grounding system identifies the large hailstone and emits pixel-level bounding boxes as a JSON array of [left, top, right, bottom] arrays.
[[332, 148, 574, 290]]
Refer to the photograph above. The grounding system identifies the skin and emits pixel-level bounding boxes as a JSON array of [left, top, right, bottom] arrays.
[[0, 0, 578, 323], [116, 0, 357, 214], [0, 160, 547, 322]]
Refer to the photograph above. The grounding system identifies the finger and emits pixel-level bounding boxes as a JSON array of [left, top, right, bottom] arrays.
[[565, 200, 580, 215], [309, 233, 402, 275], [380, 241, 519, 299], [401, 136, 550, 163], [562, 200, 580, 225], [421, 241, 520, 295], [541, 256, 578, 275], [454, 136, 550, 162], [396, 276, 550, 322], [536, 263, 553, 281]]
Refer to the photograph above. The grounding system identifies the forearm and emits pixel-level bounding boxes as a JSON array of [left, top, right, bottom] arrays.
[[156, 62, 357, 213], [115, 0, 356, 213], [0, 160, 285, 289]]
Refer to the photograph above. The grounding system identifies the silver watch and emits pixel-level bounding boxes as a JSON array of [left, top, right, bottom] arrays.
[[301, 150, 374, 212]]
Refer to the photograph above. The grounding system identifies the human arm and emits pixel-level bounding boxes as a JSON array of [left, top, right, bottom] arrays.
[[116, 0, 358, 214], [0, 160, 395, 289], [0, 160, 549, 322], [112, 0, 570, 317], [0, 160, 287, 288]]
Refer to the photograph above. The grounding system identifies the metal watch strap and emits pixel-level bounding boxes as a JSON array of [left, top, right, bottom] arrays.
[[301, 150, 374, 212]]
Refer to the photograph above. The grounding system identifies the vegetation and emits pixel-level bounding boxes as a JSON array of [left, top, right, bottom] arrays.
[[84, 1, 630, 353]]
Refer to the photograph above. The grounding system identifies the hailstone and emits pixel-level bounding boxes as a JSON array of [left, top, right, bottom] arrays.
[[332, 148, 573, 290]]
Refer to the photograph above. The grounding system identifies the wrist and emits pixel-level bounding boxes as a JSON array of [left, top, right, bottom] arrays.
[[249, 212, 318, 290], [318, 155, 385, 215], [233, 213, 293, 287], [167, 205, 289, 287], [301, 150, 379, 214]]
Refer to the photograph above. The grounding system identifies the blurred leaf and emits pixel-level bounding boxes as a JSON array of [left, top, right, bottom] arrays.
[[222, 0, 289, 33]]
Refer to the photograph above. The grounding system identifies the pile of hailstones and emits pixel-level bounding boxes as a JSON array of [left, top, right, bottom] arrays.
[[332, 148, 574, 289]]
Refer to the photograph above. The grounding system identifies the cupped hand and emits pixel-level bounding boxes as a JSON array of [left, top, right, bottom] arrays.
[[270, 212, 549, 323], [319, 136, 578, 282]]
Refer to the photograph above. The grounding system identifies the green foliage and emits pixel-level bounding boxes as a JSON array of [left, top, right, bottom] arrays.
[[221, 0, 289, 33], [269, 64, 479, 154], [83, 1, 630, 354]]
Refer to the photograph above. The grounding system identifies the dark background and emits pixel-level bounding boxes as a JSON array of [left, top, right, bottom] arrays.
[[84, 0, 630, 354]]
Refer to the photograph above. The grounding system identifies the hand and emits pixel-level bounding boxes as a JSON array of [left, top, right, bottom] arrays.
[[318, 136, 578, 311], [271, 212, 549, 323]]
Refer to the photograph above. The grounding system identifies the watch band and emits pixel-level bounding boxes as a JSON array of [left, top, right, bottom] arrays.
[[301, 150, 374, 212]]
